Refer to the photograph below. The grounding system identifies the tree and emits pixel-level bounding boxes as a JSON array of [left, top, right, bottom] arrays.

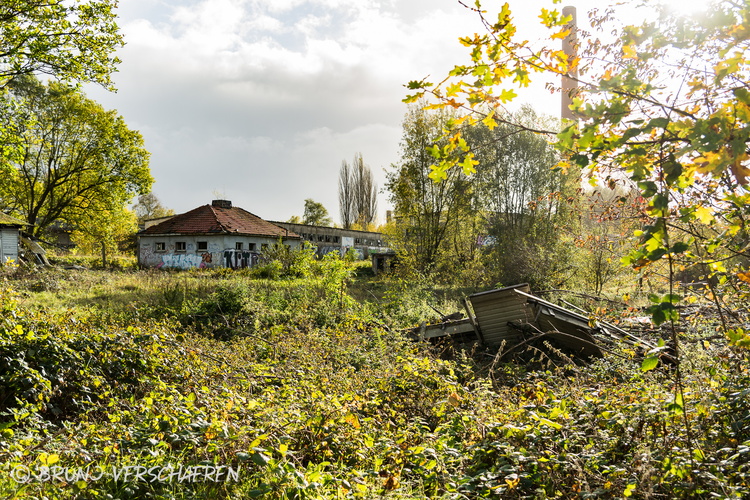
[[406, 0, 750, 308], [386, 105, 479, 276], [0, 76, 152, 237], [133, 193, 175, 225], [405, 0, 750, 462], [72, 199, 138, 267], [0, 0, 123, 90], [302, 198, 332, 226], [339, 159, 354, 229], [468, 106, 580, 289], [339, 153, 377, 229]]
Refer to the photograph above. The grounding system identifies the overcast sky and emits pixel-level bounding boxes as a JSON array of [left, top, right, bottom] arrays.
[[83, 0, 649, 224]]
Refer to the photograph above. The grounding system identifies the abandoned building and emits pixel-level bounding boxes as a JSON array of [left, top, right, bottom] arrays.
[[0, 213, 27, 264], [269, 221, 392, 260], [138, 200, 301, 269]]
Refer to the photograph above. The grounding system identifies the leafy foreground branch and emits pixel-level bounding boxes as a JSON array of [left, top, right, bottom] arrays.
[[0, 269, 749, 499]]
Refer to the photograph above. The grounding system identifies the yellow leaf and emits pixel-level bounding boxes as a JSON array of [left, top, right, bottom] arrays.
[[731, 153, 750, 185], [446, 83, 462, 97], [448, 392, 461, 407], [505, 474, 520, 489], [482, 111, 498, 130], [498, 88, 517, 102], [39, 453, 60, 466], [344, 413, 361, 429], [622, 45, 637, 59], [383, 475, 399, 491], [551, 29, 571, 40], [738, 272, 750, 284], [460, 153, 479, 175], [694, 206, 714, 224]]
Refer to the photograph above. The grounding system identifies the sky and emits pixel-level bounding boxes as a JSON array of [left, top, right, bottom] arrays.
[[82, 0, 644, 224]]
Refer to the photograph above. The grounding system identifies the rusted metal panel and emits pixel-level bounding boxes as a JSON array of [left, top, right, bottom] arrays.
[[468, 284, 534, 346]]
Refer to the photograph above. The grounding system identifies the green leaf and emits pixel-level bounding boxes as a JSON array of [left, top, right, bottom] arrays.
[[646, 248, 666, 261], [251, 451, 270, 466], [641, 356, 659, 372], [620, 127, 642, 142], [406, 80, 432, 89], [638, 181, 658, 198], [647, 305, 667, 325], [668, 393, 684, 415], [647, 117, 669, 130]]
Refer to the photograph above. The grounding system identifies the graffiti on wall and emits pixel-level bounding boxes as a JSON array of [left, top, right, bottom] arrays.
[[156, 253, 203, 269], [222, 250, 259, 269], [152, 249, 260, 270]]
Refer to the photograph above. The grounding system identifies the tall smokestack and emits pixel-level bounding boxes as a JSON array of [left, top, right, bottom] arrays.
[[561, 6, 578, 121]]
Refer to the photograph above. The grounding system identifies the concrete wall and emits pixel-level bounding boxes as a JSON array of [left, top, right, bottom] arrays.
[[270, 222, 391, 259], [138, 234, 299, 269], [0, 226, 19, 264]]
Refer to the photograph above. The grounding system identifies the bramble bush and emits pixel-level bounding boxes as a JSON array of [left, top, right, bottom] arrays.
[[1, 262, 750, 498]]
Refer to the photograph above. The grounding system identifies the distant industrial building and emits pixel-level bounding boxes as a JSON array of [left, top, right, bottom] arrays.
[[269, 221, 391, 260]]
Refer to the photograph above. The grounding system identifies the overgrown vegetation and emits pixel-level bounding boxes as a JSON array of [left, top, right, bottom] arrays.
[[1, 250, 749, 498], [2, 0, 750, 498]]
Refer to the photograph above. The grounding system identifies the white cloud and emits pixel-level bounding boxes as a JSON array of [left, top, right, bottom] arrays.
[[88, 0, 596, 221]]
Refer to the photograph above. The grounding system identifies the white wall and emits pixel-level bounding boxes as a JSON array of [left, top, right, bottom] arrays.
[[0, 227, 19, 264], [138, 234, 299, 269]]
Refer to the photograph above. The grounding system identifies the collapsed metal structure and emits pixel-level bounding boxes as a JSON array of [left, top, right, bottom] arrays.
[[412, 284, 664, 361]]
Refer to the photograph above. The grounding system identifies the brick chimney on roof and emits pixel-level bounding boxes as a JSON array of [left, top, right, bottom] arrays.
[[212, 200, 232, 209]]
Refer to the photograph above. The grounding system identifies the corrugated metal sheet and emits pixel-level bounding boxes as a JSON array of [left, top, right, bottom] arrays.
[[468, 284, 534, 346]]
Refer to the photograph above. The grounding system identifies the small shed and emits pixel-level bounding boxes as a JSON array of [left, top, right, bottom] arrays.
[[0, 213, 27, 264], [371, 251, 397, 275]]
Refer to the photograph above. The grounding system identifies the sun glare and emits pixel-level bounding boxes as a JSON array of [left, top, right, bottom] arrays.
[[658, 0, 709, 18]]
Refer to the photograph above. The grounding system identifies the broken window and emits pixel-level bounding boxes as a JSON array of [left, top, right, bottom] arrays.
[[197, 241, 208, 252], [175, 242, 186, 252], [155, 242, 166, 252], [236, 242, 243, 250]]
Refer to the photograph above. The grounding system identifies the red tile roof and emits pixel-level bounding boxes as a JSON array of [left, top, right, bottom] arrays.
[[142, 204, 299, 239]]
